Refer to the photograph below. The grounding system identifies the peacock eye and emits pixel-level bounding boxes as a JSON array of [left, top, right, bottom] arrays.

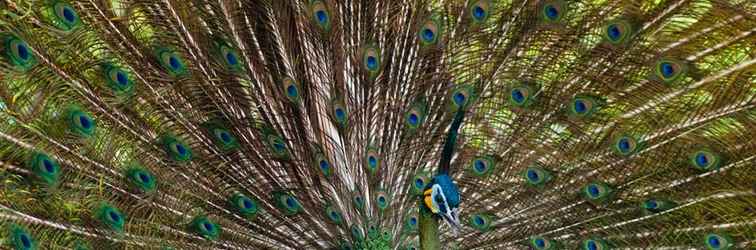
[[469, 0, 491, 23], [604, 19, 633, 45], [541, 1, 566, 23], [310, 1, 331, 30], [53, 2, 81, 30], [419, 19, 441, 46]]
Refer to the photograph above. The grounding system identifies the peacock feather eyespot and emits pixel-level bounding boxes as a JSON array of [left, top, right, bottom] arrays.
[[27, 152, 61, 187], [95, 203, 126, 232], [641, 198, 676, 213], [361, 45, 382, 79], [64, 106, 96, 138], [51, 1, 81, 31], [274, 192, 303, 215], [689, 149, 722, 171], [582, 182, 613, 203], [189, 216, 221, 240], [540, 0, 566, 23], [103, 64, 135, 97], [375, 190, 390, 210], [125, 167, 157, 193], [705, 233, 733, 250], [339, 241, 354, 250], [411, 173, 430, 195], [365, 147, 381, 174], [315, 154, 332, 177], [468, 0, 491, 24], [530, 236, 558, 250], [613, 135, 642, 156], [230, 194, 259, 219], [405, 214, 419, 231], [653, 58, 688, 84], [265, 133, 289, 160], [449, 84, 476, 111], [309, 0, 331, 31], [281, 77, 302, 104], [160, 134, 193, 162], [469, 213, 492, 232], [418, 18, 441, 46], [582, 238, 609, 250], [155, 47, 187, 77], [350, 225, 364, 241], [9, 224, 36, 250], [523, 166, 552, 187], [353, 194, 365, 211], [331, 99, 348, 128], [604, 19, 634, 45], [219, 44, 242, 72], [569, 95, 604, 118], [325, 205, 343, 224], [2, 34, 37, 71], [405, 101, 428, 132], [470, 155, 495, 177], [508, 82, 539, 108]]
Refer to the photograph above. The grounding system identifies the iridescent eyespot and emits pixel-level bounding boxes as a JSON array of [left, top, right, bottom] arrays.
[[325, 205, 343, 224], [52, 1, 81, 31], [65, 107, 96, 138], [3, 35, 37, 71], [530, 236, 558, 250], [351, 225, 364, 241], [103, 64, 134, 96], [411, 173, 430, 195], [219, 45, 242, 71], [310, 1, 331, 31], [540, 1, 566, 23], [189, 216, 221, 240], [353, 194, 365, 211], [689, 149, 721, 171], [523, 167, 552, 186], [581, 238, 609, 250], [281, 77, 301, 103], [156, 48, 187, 77], [161, 134, 193, 162], [449, 85, 476, 111], [509, 82, 539, 108], [27, 152, 61, 186], [583, 182, 613, 203], [10, 224, 36, 250], [230, 194, 259, 218], [468, 0, 491, 24], [125, 167, 157, 193], [469, 213, 492, 232], [405, 101, 428, 132], [274, 192, 302, 215], [604, 19, 634, 45], [470, 156, 495, 177], [705, 233, 732, 250], [654, 58, 688, 84], [375, 190, 390, 210], [95, 203, 126, 232], [569, 95, 604, 118], [361, 45, 382, 79], [641, 198, 675, 213], [365, 147, 380, 174], [331, 99, 348, 127], [418, 18, 441, 46], [613, 135, 642, 156]]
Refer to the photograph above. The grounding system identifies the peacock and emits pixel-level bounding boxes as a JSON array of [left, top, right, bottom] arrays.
[[0, 0, 754, 249]]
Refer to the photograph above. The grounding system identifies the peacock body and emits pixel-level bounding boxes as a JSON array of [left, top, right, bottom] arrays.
[[0, 0, 754, 249]]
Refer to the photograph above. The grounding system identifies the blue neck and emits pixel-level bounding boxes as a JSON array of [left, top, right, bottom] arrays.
[[439, 110, 465, 175]]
